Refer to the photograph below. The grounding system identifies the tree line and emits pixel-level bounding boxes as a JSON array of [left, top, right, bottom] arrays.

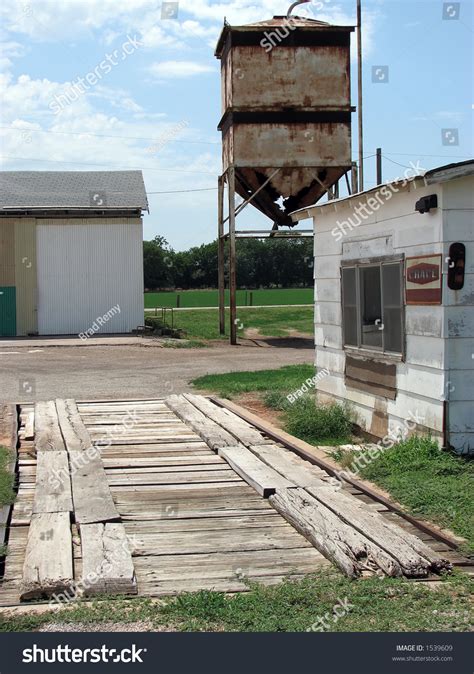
[[143, 236, 314, 290]]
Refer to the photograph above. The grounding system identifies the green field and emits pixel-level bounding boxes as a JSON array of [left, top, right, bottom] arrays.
[[144, 288, 313, 309], [146, 306, 314, 341]]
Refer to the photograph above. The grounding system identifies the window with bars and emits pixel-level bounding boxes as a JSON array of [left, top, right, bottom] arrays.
[[341, 260, 404, 356]]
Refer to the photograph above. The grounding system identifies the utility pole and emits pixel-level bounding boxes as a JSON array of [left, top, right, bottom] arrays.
[[376, 147, 382, 185], [357, 0, 364, 192]]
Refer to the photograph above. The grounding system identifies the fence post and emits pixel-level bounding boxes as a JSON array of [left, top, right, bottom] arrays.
[[176, 294, 180, 309]]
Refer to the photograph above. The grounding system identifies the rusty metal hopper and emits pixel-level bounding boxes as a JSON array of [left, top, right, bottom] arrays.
[[216, 16, 354, 227]]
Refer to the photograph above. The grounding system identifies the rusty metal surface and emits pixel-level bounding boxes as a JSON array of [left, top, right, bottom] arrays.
[[217, 16, 353, 225]]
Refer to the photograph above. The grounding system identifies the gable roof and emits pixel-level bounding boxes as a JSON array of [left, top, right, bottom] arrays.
[[0, 170, 148, 213]]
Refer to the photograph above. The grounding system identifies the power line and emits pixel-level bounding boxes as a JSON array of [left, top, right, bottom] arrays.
[[383, 155, 418, 170], [0, 124, 220, 145], [0, 154, 217, 175], [384, 152, 472, 159], [148, 187, 217, 194]]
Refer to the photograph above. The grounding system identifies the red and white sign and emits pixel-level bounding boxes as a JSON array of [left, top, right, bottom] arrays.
[[406, 254, 442, 305]]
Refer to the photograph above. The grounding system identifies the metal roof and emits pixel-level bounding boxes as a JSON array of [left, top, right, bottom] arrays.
[[290, 159, 474, 221], [215, 15, 353, 57], [0, 170, 148, 212]]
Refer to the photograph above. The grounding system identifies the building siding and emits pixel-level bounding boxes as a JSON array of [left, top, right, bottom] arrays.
[[311, 181, 449, 446], [0, 221, 15, 286], [443, 176, 474, 453], [14, 218, 37, 336], [36, 218, 143, 336]]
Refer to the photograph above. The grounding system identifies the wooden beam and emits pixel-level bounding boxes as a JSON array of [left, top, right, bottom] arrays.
[[218, 174, 226, 336], [24, 411, 34, 441], [69, 450, 119, 525], [184, 395, 270, 447], [0, 403, 17, 450], [218, 446, 292, 497], [270, 488, 359, 578], [165, 395, 237, 451], [34, 401, 65, 452], [304, 484, 450, 576], [20, 512, 74, 600], [80, 522, 137, 596], [56, 399, 92, 452], [32, 451, 73, 515]]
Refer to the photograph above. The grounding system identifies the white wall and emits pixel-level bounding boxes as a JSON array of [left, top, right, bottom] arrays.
[[442, 176, 474, 453], [36, 219, 144, 336], [309, 176, 469, 447]]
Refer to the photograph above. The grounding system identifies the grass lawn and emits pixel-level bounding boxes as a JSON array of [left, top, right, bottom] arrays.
[[1, 571, 472, 633], [144, 288, 313, 309], [193, 364, 315, 397], [345, 437, 474, 553], [192, 365, 353, 446], [0, 445, 15, 556], [148, 306, 314, 341], [0, 446, 15, 510]]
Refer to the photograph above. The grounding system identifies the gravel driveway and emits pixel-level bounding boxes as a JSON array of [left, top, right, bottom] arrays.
[[0, 341, 313, 403]]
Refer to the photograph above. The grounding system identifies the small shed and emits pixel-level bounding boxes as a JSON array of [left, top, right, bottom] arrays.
[[0, 171, 147, 337], [291, 160, 474, 454]]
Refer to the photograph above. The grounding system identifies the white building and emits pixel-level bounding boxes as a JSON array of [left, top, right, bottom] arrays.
[[291, 161, 474, 454], [0, 171, 147, 337]]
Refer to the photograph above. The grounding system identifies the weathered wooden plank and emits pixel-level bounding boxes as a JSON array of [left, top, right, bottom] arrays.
[[34, 401, 65, 452], [24, 412, 34, 441], [249, 444, 333, 487], [304, 484, 450, 576], [0, 403, 18, 449], [80, 523, 137, 596], [184, 394, 270, 447], [32, 451, 73, 514], [270, 488, 360, 578], [165, 395, 237, 450], [106, 469, 237, 487], [250, 442, 449, 576], [68, 451, 119, 525], [56, 399, 91, 452], [130, 525, 312, 557], [102, 456, 224, 468], [218, 446, 293, 497], [270, 487, 407, 578], [20, 512, 73, 600]]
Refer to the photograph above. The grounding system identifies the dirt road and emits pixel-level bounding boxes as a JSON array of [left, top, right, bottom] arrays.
[[0, 342, 313, 402]]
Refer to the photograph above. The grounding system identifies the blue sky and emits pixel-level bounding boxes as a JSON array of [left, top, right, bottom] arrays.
[[0, 0, 472, 249]]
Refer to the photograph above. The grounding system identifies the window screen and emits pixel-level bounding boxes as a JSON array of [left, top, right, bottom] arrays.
[[342, 267, 357, 347], [341, 260, 404, 356], [360, 266, 383, 349], [382, 263, 403, 354]]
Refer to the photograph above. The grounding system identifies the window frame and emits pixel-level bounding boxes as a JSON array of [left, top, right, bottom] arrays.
[[341, 255, 405, 361]]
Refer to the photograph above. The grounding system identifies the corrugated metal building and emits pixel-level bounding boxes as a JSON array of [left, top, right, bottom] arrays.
[[291, 160, 474, 455], [0, 171, 147, 337]]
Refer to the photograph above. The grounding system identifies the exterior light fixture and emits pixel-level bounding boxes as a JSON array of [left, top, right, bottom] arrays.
[[415, 194, 438, 214]]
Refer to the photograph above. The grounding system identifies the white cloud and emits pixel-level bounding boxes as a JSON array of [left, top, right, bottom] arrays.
[[149, 60, 215, 79]]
